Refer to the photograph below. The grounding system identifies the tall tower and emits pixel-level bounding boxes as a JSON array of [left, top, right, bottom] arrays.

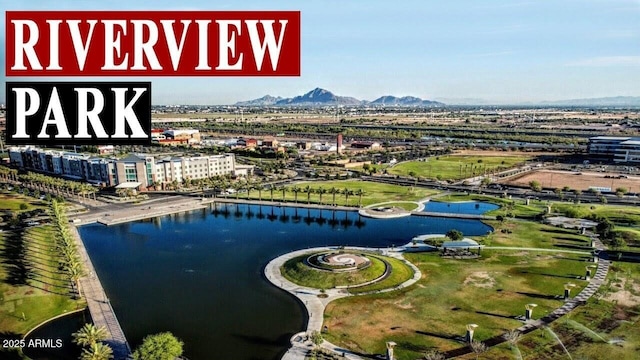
[[337, 133, 343, 154]]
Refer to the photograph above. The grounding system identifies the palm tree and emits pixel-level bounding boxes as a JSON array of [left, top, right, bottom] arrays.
[[80, 342, 113, 360], [342, 188, 353, 206], [355, 189, 365, 207], [291, 185, 300, 203], [73, 323, 108, 347], [280, 186, 287, 201], [329, 187, 339, 206], [304, 185, 313, 204], [255, 179, 263, 201], [317, 187, 327, 205], [269, 185, 275, 202]]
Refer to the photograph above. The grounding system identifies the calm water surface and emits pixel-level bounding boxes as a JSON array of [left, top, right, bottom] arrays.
[[78, 203, 493, 360], [424, 201, 499, 215]]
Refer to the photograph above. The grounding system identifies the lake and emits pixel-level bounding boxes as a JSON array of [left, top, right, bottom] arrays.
[[78, 203, 493, 360], [424, 200, 499, 215]]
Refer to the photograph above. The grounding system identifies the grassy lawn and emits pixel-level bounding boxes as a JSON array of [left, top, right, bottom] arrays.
[[0, 193, 46, 212], [388, 155, 531, 180], [0, 196, 84, 354], [282, 253, 387, 289], [505, 260, 640, 360], [348, 257, 414, 294], [238, 180, 438, 207], [553, 203, 640, 227], [323, 250, 589, 360], [477, 221, 592, 250]]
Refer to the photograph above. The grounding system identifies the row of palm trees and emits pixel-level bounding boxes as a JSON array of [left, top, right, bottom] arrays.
[[49, 200, 85, 298], [172, 175, 367, 207], [240, 183, 367, 207], [0, 166, 98, 202]]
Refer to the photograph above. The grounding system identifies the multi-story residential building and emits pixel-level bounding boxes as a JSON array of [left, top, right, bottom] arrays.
[[7, 146, 249, 190]]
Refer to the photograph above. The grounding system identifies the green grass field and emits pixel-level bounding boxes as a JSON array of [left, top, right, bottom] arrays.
[[238, 180, 437, 207], [282, 254, 387, 289], [388, 155, 531, 180], [478, 221, 592, 250], [323, 251, 590, 360], [512, 260, 640, 360], [348, 257, 414, 294], [553, 203, 640, 227], [0, 195, 84, 350]]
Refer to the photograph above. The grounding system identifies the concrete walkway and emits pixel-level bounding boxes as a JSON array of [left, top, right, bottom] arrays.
[[265, 246, 422, 360], [268, 236, 612, 360], [70, 226, 131, 359]]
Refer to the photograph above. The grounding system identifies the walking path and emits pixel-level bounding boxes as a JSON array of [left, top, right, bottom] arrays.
[[265, 246, 421, 360], [268, 236, 611, 360], [70, 226, 131, 359]]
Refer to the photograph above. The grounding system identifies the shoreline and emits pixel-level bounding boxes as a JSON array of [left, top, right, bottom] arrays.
[[264, 246, 422, 360]]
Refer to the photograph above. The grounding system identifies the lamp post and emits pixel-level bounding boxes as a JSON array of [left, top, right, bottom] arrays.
[[586, 265, 597, 281], [564, 283, 576, 300], [525, 304, 537, 321], [386, 341, 397, 360], [465, 324, 478, 343]]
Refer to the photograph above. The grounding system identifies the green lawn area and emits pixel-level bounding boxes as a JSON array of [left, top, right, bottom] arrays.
[[388, 155, 531, 180], [238, 180, 438, 207], [323, 251, 590, 360], [0, 193, 46, 212], [553, 203, 640, 227], [0, 196, 84, 357], [509, 260, 640, 360], [477, 220, 592, 250], [282, 253, 387, 289], [348, 257, 414, 294]]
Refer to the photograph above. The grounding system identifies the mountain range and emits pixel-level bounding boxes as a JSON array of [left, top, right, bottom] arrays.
[[235, 88, 444, 107]]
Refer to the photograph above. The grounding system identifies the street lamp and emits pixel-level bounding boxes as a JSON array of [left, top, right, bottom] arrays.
[[465, 324, 478, 343], [525, 304, 537, 321], [564, 283, 576, 300], [385, 341, 397, 360], [585, 265, 597, 281]]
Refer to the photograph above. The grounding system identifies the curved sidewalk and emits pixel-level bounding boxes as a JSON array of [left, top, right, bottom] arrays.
[[265, 246, 421, 360]]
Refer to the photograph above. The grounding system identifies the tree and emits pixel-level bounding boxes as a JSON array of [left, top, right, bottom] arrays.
[[480, 177, 492, 188], [446, 229, 463, 241], [611, 236, 626, 249], [132, 332, 184, 360], [310, 331, 323, 348], [355, 189, 365, 207], [329, 187, 339, 206], [529, 180, 542, 192], [80, 342, 114, 360], [317, 187, 327, 205], [596, 218, 614, 240], [73, 323, 108, 347]]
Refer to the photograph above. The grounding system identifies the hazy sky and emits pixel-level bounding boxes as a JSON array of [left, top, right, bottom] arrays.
[[2, 0, 639, 104]]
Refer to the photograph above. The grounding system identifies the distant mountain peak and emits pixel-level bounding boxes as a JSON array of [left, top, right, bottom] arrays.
[[235, 95, 283, 106], [371, 95, 443, 107], [236, 88, 445, 107]]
